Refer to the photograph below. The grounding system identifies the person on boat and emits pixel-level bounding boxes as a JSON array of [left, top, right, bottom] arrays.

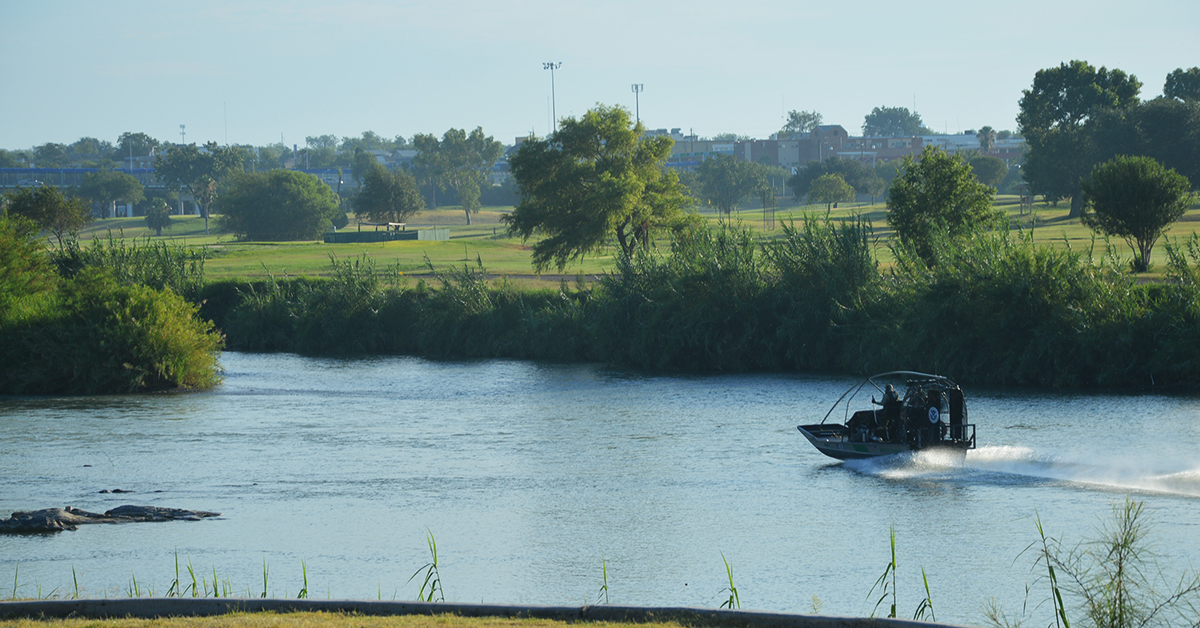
[[871, 384, 902, 441], [873, 384, 901, 415]]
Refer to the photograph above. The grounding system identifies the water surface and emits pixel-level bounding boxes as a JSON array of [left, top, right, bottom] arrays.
[[2, 352, 1199, 624]]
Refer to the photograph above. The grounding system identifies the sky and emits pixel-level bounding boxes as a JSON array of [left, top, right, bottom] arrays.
[[1, 0, 1197, 151]]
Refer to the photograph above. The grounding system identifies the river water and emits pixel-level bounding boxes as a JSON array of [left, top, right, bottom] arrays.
[[3, 352, 1199, 625]]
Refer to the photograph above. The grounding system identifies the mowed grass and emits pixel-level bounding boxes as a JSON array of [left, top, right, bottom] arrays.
[[73, 195, 1200, 284], [0, 615, 698, 628]]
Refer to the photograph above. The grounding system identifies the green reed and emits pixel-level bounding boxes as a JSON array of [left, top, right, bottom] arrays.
[[719, 553, 740, 610], [408, 529, 445, 603]]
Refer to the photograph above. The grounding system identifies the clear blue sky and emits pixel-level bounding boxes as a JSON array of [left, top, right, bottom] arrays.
[[1, 0, 1196, 150]]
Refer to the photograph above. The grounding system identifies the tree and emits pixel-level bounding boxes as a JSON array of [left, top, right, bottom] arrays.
[[410, 134, 444, 207], [5, 185, 92, 246], [353, 167, 425, 224], [117, 132, 161, 157], [504, 104, 695, 271], [781, 110, 823, 137], [1164, 67, 1200, 102], [788, 157, 875, 200], [144, 199, 173, 236], [305, 134, 339, 151], [968, 156, 1008, 188], [0, 149, 21, 168], [862, 106, 924, 137], [697, 154, 764, 215], [154, 141, 245, 234], [976, 126, 997, 153], [217, 170, 342, 241], [1082, 155, 1193, 272], [865, 174, 887, 205], [1017, 60, 1142, 218], [887, 147, 1003, 264], [339, 131, 391, 152], [351, 147, 379, 185], [808, 173, 856, 214], [33, 143, 69, 167], [70, 137, 115, 161], [412, 128, 504, 224], [79, 170, 144, 218]]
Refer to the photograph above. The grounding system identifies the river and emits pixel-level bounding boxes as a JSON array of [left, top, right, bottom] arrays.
[[3, 352, 1199, 625]]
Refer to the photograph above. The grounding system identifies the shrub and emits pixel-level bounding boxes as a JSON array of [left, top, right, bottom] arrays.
[[1, 270, 223, 395]]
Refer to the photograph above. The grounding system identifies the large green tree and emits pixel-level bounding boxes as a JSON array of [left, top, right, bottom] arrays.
[[70, 137, 115, 163], [117, 132, 161, 157], [504, 104, 695, 271], [5, 185, 92, 246], [412, 127, 503, 224], [154, 141, 245, 234], [79, 170, 145, 218], [808, 173, 856, 213], [862, 106, 926, 137], [968, 156, 1008, 188], [886, 147, 1003, 264], [33, 143, 69, 167], [696, 154, 764, 215], [350, 147, 379, 185], [1017, 60, 1141, 218], [780, 110, 823, 137], [1164, 67, 1200, 102], [1082, 155, 1193, 272], [217, 170, 342, 241], [788, 157, 876, 200], [353, 166, 425, 224]]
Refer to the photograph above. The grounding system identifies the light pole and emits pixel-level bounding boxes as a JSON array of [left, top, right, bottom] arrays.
[[179, 124, 186, 144], [543, 62, 562, 133], [631, 84, 644, 124]]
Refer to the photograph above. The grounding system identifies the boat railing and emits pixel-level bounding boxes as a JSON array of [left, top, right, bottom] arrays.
[[949, 423, 976, 449]]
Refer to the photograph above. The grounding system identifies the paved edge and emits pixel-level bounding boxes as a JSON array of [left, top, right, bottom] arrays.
[[0, 599, 977, 628]]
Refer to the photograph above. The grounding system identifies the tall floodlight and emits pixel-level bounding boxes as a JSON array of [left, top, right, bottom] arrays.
[[543, 62, 562, 133], [631, 84, 644, 124], [179, 124, 186, 144]]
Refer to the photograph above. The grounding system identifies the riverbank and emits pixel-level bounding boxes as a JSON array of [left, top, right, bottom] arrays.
[[0, 601, 971, 628], [196, 218, 1200, 388], [13, 196, 1200, 393]]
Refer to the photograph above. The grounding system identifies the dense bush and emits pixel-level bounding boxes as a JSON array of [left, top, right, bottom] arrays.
[[0, 217, 223, 395], [52, 231, 208, 298]]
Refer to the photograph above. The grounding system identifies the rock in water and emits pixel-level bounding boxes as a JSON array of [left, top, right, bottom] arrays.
[[0, 505, 220, 534]]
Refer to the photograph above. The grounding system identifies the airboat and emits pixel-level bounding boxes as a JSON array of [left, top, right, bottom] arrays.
[[797, 371, 976, 460]]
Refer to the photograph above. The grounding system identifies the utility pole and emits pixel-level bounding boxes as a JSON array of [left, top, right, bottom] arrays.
[[631, 84, 644, 124], [543, 62, 562, 133]]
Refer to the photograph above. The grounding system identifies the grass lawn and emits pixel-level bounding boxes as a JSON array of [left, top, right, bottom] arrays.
[[0, 614, 693, 628], [71, 195, 1200, 285]]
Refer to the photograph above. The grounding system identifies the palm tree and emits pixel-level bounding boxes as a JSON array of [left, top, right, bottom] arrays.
[[976, 126, 997, 154], [144, 199, 173, 236]]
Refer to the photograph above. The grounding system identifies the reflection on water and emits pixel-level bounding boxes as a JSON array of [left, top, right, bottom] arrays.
[[2, 352, 1199, 624]]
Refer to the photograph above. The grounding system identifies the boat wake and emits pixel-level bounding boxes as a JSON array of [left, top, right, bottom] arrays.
[[842, 445, 1200, 498]]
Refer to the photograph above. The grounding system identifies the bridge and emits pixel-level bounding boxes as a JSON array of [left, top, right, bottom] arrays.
[[0, 168, 163, 191]]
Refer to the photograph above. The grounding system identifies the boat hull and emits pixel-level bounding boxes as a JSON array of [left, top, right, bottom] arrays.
[[797, 426, 910, 459], [797, 425, 969, 461]]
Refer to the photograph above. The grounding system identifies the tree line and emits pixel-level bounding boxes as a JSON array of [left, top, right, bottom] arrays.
[[0, 124, 509, 241], [1019, 62, 1200, 218]]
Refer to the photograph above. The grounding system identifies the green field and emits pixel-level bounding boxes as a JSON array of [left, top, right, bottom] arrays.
[[72, 195, 1200, 285]]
